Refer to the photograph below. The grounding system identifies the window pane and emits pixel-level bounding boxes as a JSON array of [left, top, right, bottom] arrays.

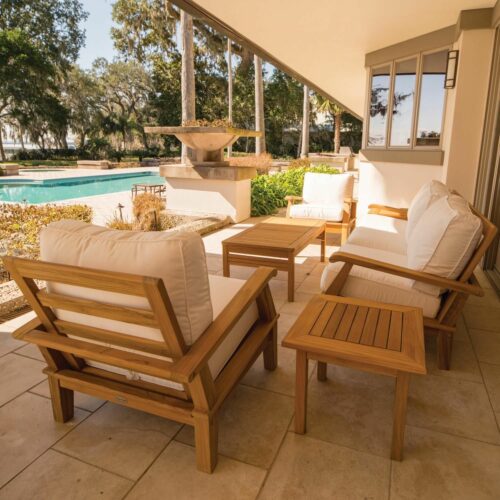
[[368, 65, 391, 146], [416, 50, 447, 146], [390, 58, 416, 146]]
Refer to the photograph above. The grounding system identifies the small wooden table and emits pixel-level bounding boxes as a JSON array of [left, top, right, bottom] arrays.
[[222, 217, 326, 302], [282, 294, 426, 460], [131, 183, 166, 199]]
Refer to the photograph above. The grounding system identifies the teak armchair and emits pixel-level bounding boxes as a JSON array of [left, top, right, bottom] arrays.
[[4, 257, 279, 473], [285, 172, 357, 244], [324, 202, 497, 370]]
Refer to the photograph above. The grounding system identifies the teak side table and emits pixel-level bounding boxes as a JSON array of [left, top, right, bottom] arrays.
[[222, 217, 326, 302], [282, 294, 426, 461]]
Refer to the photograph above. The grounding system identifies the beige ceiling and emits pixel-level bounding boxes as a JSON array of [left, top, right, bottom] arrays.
[[177, 0, 495, 118]]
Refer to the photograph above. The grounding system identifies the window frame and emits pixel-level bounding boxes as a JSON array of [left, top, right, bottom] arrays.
[[364, 46, 450, 152]]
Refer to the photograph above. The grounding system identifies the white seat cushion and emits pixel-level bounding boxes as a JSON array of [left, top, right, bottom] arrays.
[[407, 194, 482, 294], [406, 180, 449, 240], [348, 214, 407, 254], [289, 203, 344, 222], [87, 275, 259, 390], [302, 172, 354, 206], [40, 220, 213, 345], [320, 243, 441, 318]]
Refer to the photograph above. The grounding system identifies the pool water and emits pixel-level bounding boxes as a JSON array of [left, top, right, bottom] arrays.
[[0, 172, 165, 203]]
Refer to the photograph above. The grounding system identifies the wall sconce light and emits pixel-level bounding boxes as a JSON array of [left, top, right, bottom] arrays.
[[445, 50, 459, 89]]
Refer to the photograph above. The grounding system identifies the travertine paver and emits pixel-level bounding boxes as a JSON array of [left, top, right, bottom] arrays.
[[1, 224, 500, 499]]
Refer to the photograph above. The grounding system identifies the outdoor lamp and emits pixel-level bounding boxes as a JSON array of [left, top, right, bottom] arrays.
[[444, 50, 459, 89]]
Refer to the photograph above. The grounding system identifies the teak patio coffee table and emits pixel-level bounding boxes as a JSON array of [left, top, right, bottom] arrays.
[[283, 294, 426, 460], [222, 217, 326, 302]]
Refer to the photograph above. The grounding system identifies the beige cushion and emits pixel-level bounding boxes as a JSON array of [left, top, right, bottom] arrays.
[[320, 243, 441, 318], [302, 172, 354, 206], [407, 194, 482, 294], [348, 214, 407, 255], [40, 220, 213, 345], [406, 180, 449, 240], [86, 275, 259, 390], [289, 203, 343, 222]]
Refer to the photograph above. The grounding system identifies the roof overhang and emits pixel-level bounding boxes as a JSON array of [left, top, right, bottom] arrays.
[[170, 0, 496, 119]]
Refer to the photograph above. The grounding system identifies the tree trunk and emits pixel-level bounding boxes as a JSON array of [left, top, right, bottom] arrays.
[[300, 85, 310, 158], [79, 132, 86, 149], [0, 127, 5, 161], [19, 129, 25, 150], [334, 111, 342, 153], [181, 10, 196, 163], [227, 37, 233, 157], [254, 55, 266, 155]]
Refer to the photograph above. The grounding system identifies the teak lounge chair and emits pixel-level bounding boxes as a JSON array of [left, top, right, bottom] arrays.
[[5, 221, 279, 473], [320, 181, 497, 370], [286, 172, 356, 244]]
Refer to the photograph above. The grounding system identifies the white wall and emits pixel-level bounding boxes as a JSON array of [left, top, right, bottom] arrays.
[[357, 161, 443, 214], [442, 29, 495, 201]]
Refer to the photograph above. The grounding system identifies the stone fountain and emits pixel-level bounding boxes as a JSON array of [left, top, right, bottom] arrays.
[[145, 126, 262, 222]]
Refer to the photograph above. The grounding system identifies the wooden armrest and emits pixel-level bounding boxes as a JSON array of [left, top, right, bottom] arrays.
[[173, 266, 277, 382], [285, 195, 302, 204], [329, 251, 483, 296], [12, 315, 43, 340], [368, 204, 408, 220]]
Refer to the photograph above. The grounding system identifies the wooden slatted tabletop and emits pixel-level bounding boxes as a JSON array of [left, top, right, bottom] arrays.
[[283, 294, 426, 461]]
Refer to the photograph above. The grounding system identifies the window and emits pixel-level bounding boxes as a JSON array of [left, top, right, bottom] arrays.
[[366, 48, 448, 150], [367, 65, 391, 147], [390, 58, 417, 147], [416, 50, 447, 146]]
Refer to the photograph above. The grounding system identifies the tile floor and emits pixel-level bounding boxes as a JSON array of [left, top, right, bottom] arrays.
[[1, 223, 500, 499]]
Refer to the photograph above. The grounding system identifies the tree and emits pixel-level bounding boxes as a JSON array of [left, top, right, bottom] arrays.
[[91, 59, 154, 149], [264, 69, 302, 157], [0, 0, 87, 68], [314, 95, 344, 153], [254, 55, 266, 154], [227, 37, 233, 156], [0, 29, 61, 160], [180, 10, 195, 162], [301, 85, 310, 158], [63, 67, 102, 148]]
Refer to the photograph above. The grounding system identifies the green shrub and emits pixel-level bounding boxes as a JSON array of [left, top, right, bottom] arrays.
[[250, 165, 339, 216], [0, 203, 92, 280]]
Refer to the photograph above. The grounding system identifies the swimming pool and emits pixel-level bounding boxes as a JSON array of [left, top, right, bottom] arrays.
[[0, 171, 165, 203]]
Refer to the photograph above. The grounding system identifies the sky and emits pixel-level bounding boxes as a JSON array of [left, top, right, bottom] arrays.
[[77, 0, 118, 69]]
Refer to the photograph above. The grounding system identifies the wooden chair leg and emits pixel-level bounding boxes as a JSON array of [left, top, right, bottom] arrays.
[[391, 372, 410, 461], [341, 224, 349, 245], [263, 324, 278, 371], [437, 331, 452, 370], [193, 412, 218, 473], [317, 361, 327, 381], [48, 375, 74, 423], [295, 351, 308, 434]]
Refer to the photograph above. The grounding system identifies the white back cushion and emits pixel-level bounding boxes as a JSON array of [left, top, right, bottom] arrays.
[[406, 180, 449, 241], [302, 172, 353, 206], [40, 220, 213, 345], [407, 194, 482, 293]]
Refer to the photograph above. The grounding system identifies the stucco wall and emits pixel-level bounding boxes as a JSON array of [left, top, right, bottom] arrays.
[[442, 29, 495, 201], [357, 161, 443, 214]]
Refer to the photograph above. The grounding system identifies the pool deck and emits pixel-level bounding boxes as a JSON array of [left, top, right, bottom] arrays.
[[1, 167, 160, 226]]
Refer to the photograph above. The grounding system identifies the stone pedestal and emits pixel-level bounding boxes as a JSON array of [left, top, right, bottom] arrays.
[[160, 164, 256, 223]]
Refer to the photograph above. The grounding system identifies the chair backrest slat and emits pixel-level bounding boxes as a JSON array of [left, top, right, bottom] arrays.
[[3, 256, 187, 362], [38, 290, 159, 328], [12, 258, 147, 296], [54, 319, 171, 357]]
